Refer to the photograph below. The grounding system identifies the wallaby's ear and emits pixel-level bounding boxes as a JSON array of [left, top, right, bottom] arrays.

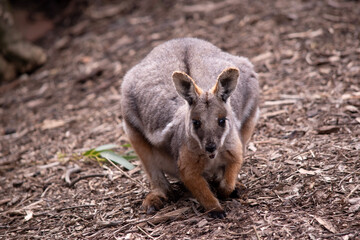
[[172, 71, 203, 105], [211, 67, 239, 102]]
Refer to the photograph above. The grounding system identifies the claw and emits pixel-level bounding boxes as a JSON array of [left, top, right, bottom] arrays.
[[229, 183, 247, 199], [146, 205, 157, 215], [209, 209, 226, 219]]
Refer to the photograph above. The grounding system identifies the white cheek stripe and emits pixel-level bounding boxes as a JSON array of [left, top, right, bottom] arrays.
[[220, 122, 230, 147], [190, 127, 203, 149], [161, 122, 174, 135]]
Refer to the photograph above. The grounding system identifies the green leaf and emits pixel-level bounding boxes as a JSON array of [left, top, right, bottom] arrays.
[[95, 144, 120, 152], [100, 151, 135, 170], [121, 143, 132, 148], [122, 155, 138, 161], [83, 148, 99, 157]]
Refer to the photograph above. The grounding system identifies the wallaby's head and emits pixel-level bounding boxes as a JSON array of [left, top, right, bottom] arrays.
[[172, 68, 239, 159]]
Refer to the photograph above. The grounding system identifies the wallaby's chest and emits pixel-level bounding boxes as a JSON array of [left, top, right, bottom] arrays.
[[202, 154, 226, 182]]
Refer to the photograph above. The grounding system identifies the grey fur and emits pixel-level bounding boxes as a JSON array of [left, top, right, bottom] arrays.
[[121, 38, 259, 177]]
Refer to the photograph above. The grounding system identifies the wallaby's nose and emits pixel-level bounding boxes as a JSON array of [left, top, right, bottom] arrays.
[[205, 142, 216, 153]]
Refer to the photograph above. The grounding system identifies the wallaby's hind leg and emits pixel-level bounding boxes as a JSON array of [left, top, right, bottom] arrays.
[[241, 107, 259, 146], [124, 121, 171, 214]]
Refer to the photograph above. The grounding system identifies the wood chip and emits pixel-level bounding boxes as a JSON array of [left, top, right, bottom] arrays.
[[264, 99, 297, 106], [213, 14, 235, 25], [299, 168, 321, 175], [248, 142, 257, 152], [342, 92, 360, 100], [317, 126, 340, 134], [24, 210, 33, 221], [41, 119, 66, 130], [182, 0, 238, 13], [344, 105, 359, 113], [251, 51, 273, 62], [149, 207, 190, 224], [314, 216, 337, 233], [262, 109, 287, 119], [287, 29, 323, 39], [197, 219, 208, 228]]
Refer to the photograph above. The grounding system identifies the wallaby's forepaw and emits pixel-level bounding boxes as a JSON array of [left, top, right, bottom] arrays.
[[142, 192, 166, 214], [229, 182, 247, 199], [209, 209, 226, 219]]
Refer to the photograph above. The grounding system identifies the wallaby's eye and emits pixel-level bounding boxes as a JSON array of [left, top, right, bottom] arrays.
[[218, 117, 226, 127], [192, 119, 201, 129]]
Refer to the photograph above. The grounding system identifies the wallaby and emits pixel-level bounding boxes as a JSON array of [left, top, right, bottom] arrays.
[[121, 38, 259, 218]]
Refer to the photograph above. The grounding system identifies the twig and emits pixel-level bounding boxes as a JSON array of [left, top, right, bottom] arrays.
[[68, 174, 106, 187], [111, 216, 156, 235], [64, 164, 81, 184], [106, 157, 148, 190], [321, 232, 354, 238], [253, 225, 261, 240], [56, 204, 96, 212], [339, 169, 360, 186], [344, 185, 359, 202], [137, 226, 156, 240], [97, 220, 124, 228]]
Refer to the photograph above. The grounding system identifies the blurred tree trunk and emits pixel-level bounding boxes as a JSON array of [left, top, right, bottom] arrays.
[[0, 0, 46, 82]]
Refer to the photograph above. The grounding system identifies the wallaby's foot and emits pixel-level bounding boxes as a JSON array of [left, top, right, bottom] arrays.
[[142, 190, 167, 214], [209, 209, 226, 219], [217, 182, 235, 200], [217, 181, 246, 200], [229, 182, 247, 199]]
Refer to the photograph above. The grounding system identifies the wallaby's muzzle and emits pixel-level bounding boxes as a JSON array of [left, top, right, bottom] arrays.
[[205, 142, 216, 153]]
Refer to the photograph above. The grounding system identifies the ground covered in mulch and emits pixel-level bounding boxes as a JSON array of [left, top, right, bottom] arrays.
[[1, 0, 359, 239]]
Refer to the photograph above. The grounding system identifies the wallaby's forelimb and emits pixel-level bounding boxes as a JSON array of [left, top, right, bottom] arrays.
[[178, 145, 224, 214]]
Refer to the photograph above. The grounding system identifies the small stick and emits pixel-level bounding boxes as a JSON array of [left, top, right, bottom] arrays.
[[68, 174, 106, 187], [106, 157, 148, 190], [64, 164, 81, 184], [344, 185, 359, 202], [56, 204, 96, 212], [137, 226, 156, 240], [253, 226, 261, 240]]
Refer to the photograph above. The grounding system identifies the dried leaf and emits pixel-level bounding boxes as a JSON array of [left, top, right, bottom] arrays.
[[344, 105, 359, 113], [24, 210, 33, 221], [248, 142, 257, 152], [314, 216, 337, 233], [197, 219, 208, 228], [348, 198, 360, 213], [270, 151, 282, 161], [341, 92, 360, 100]]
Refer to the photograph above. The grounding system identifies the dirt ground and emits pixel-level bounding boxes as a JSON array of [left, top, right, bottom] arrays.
[[1, 0, 359, 239]]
